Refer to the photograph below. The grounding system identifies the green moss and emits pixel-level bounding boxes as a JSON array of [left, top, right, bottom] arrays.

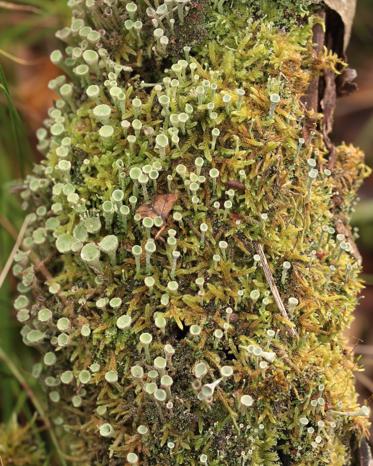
[[14, 0, 370, 464], [0, 417, 46, 465]]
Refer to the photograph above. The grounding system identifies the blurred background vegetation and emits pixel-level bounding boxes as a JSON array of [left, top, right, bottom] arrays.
[[0, 1, 69, 463], [0, 0, 372, 463], [333, 0, 373, 443]]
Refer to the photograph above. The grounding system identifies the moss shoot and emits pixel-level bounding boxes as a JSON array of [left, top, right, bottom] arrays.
[[14, 0, 370, 464]]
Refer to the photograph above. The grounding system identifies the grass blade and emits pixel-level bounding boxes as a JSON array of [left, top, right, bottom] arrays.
[[0, 64, 32, 177]]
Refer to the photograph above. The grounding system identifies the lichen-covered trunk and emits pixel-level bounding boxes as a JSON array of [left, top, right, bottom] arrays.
[[14, 1, 370, 465]]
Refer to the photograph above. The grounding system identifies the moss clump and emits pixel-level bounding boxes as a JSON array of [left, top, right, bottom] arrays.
[[0, 417, 46, 465], [14, 0, 370, 464]]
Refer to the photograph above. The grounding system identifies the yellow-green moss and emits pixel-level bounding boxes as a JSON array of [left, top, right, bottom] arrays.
[[0, 417, 46, 465], [14, 1, 369, 465]]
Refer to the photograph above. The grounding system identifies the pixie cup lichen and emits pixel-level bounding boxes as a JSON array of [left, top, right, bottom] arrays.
[[14, 0, 371, 464]]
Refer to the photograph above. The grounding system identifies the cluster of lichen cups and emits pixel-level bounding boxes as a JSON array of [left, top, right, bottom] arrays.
[[12, 0, 370, 464]]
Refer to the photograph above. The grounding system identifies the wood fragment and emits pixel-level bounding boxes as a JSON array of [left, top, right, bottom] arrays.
[[304, 14, 325, 113], [320, 61, 338, 170], [302, 12, 325, 143], [254, 242, 297, 337], [321, 69, 337, 140]]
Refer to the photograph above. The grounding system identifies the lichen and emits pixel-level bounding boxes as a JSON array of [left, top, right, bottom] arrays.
[[13, 0, 370, 465]]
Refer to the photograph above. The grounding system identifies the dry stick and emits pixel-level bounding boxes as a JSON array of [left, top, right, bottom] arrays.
[[0, 1, 42, 13], [0, 217, 28, 289], [254, 242, 297, 337], [0, 216, 66, 304], [0, 49, 43, 66], [0, 214, 18, 238]]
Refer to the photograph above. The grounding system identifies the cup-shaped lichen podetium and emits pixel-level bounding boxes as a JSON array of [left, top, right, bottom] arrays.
[[15, 0, 371, 464], [80, 242, 102, 274]]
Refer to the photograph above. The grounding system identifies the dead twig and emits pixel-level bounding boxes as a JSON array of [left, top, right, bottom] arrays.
[[0, 217, 28, 289], [0, 1, 42, 14], [254, 242, 297, 337], [0, 214, 18, 238], [0, 49, 44, 66], [0, 215, 66, 303]]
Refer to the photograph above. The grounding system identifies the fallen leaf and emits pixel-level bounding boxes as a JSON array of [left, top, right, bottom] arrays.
[[136, 203, 156, 219], [153, 193, 179, 219], [325, 0, 357, 51], [136, 193, 178, 220]]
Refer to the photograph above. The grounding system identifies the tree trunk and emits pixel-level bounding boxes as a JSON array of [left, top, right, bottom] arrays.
[[14, 0, 371, 464]]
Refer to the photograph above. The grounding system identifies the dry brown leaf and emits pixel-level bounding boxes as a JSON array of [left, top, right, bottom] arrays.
[[324, 0, 357, 50], [136, 193, 178, 220]]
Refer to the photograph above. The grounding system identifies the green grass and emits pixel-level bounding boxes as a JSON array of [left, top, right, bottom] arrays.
[[0, 66, 51, 462], [0, 64, 32, 176], [0, 63, 32, 422], [0, 0, 69, 51]]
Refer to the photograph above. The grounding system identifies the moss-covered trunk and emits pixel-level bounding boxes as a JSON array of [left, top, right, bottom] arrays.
[[13, 0, 371, 464]]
